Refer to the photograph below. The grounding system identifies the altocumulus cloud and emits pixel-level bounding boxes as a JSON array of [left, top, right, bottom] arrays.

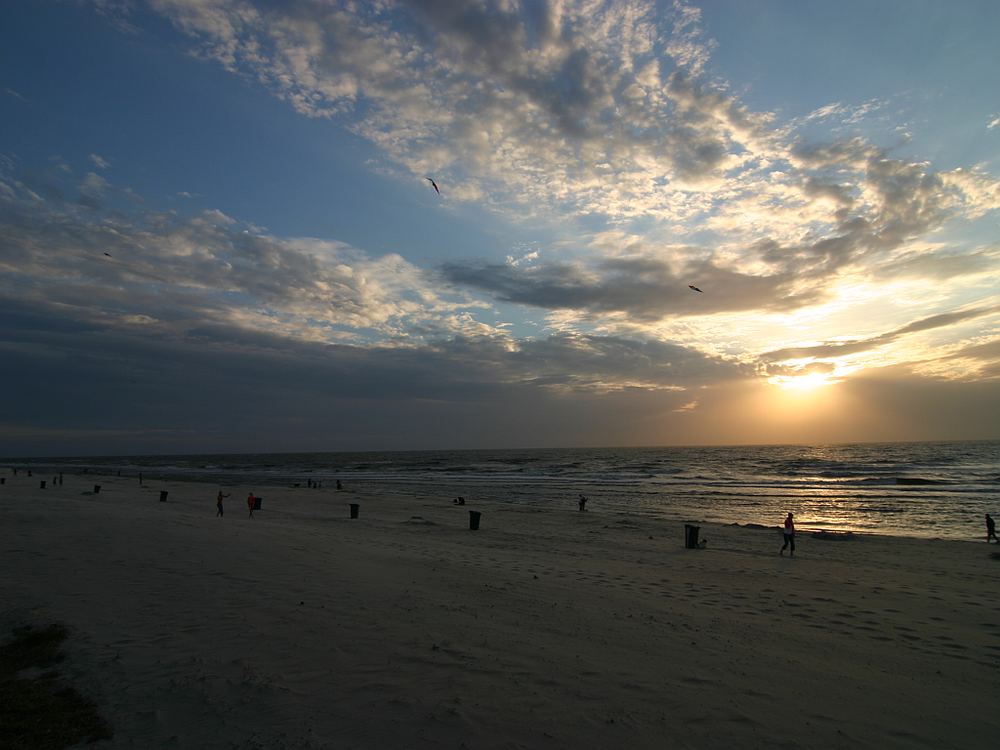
[[0, 160, 736, 440]]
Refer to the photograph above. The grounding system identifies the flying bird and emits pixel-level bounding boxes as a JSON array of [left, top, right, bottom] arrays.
[[426, 177, 440, 195], [688, 284, 703, 293], [103, 252, 112, 257]]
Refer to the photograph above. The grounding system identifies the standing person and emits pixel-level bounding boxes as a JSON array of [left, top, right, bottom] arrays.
[[247, 492, 256, 519], [780, 512, 796, 556], [987, 514, 998, 543], [216, 491, 229, 517]]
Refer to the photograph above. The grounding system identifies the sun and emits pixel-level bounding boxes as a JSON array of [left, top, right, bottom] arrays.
[[769, 372, 839, 392]]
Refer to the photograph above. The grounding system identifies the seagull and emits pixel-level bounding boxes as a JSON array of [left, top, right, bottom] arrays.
[[426, 177, 440, 195], [103, 252, 112, 257], [688, 284, 703, 293]]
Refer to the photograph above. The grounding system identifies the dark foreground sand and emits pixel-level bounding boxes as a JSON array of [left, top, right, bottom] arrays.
[[2, 474, 998, 748]]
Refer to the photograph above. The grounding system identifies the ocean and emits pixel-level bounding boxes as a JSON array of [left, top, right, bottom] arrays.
[[7, 441, 998, 541]]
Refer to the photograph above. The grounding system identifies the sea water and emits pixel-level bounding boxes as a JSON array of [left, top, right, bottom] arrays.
[[7, 441, 998, 541]]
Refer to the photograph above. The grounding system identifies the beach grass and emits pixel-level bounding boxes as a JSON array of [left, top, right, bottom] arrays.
[[0, 623, 112, 749]]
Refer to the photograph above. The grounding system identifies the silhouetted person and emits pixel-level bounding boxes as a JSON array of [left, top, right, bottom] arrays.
[[336, 479, 343, 491], [578, 494, 588, 511], [217, 491, 229, 517], [247, 492, 256, 518], [987, 514, 998, 543], [780, 512, 795, 556]]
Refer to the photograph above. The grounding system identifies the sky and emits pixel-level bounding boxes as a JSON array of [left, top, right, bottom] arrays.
[[1, 0, 998, 456]]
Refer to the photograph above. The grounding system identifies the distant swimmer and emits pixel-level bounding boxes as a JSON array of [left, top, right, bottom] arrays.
[[426, 177, 440, 195], [688, 284, 703, 293]]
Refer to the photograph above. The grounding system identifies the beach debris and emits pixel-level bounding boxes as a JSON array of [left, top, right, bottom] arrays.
[[688, 284, 703, 293], [426, 177, 440, 195], [684, 523, 701, 549]]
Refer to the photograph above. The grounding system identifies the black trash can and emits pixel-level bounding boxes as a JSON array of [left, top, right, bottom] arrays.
[[40, 480, 46, 489], [93, 484, 101, 494], [469, 510, 482, 530], [684, 524, 700, 549], [349, 503, 359, 519], [159, 490, 169, 502], [253, 496, 262, 510]]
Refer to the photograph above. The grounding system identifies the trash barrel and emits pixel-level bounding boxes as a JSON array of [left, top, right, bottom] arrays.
[[0, 477, 5, 485], [684, 524, 700, 549], [159, 490, 169, 502], [253, 497, 262, 510], [93, 484, 101, 494], [40, 480, 46, 489], [349, 503, 359, 519], [469, 510, 482, 530]]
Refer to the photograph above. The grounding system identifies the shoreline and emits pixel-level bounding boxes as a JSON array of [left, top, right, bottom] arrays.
[[5, 467, 991, 544]]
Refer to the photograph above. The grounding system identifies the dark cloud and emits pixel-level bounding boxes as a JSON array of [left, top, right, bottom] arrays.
[[761, 306, 1000, 362], [950, 338, 1000, 363], [441, 254, 803, 319], [0, 292, 745, 455], [876, 247, 997, 281]]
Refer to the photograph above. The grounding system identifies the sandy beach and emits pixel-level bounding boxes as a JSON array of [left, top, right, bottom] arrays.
[[2, 472, 998, 749]]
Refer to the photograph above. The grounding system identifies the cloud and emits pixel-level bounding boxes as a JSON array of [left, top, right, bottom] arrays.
[[441, 252, 801, 320], [134, 0, 784, 219], [4, 88, 28, 103], [77, 171, 109, 209], [760, 305, 1000, 363], [1, 164, 747, 397], [988, 113, 1000, 130], [89, 153, 110, 169], [115, 0, 998, 267]]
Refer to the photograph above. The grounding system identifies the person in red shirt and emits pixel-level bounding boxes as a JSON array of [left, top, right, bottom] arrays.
[[780, 512, 795, 556], [247, 492, 256, 519]]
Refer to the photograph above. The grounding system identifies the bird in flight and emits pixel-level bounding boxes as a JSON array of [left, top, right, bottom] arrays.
[[688, 284, 703, 293], [103, 252, 112, 257], [426, 177, 440, 195]]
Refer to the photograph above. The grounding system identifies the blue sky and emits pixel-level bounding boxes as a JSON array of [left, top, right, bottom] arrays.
[[1, 0, 998, 455]]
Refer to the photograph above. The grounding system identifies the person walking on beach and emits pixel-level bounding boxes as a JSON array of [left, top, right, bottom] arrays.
[[216, 491, 229, 517], [987, 514, 998, 543], [247, 492, 256, 519], [780, 512, 796, 556]]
